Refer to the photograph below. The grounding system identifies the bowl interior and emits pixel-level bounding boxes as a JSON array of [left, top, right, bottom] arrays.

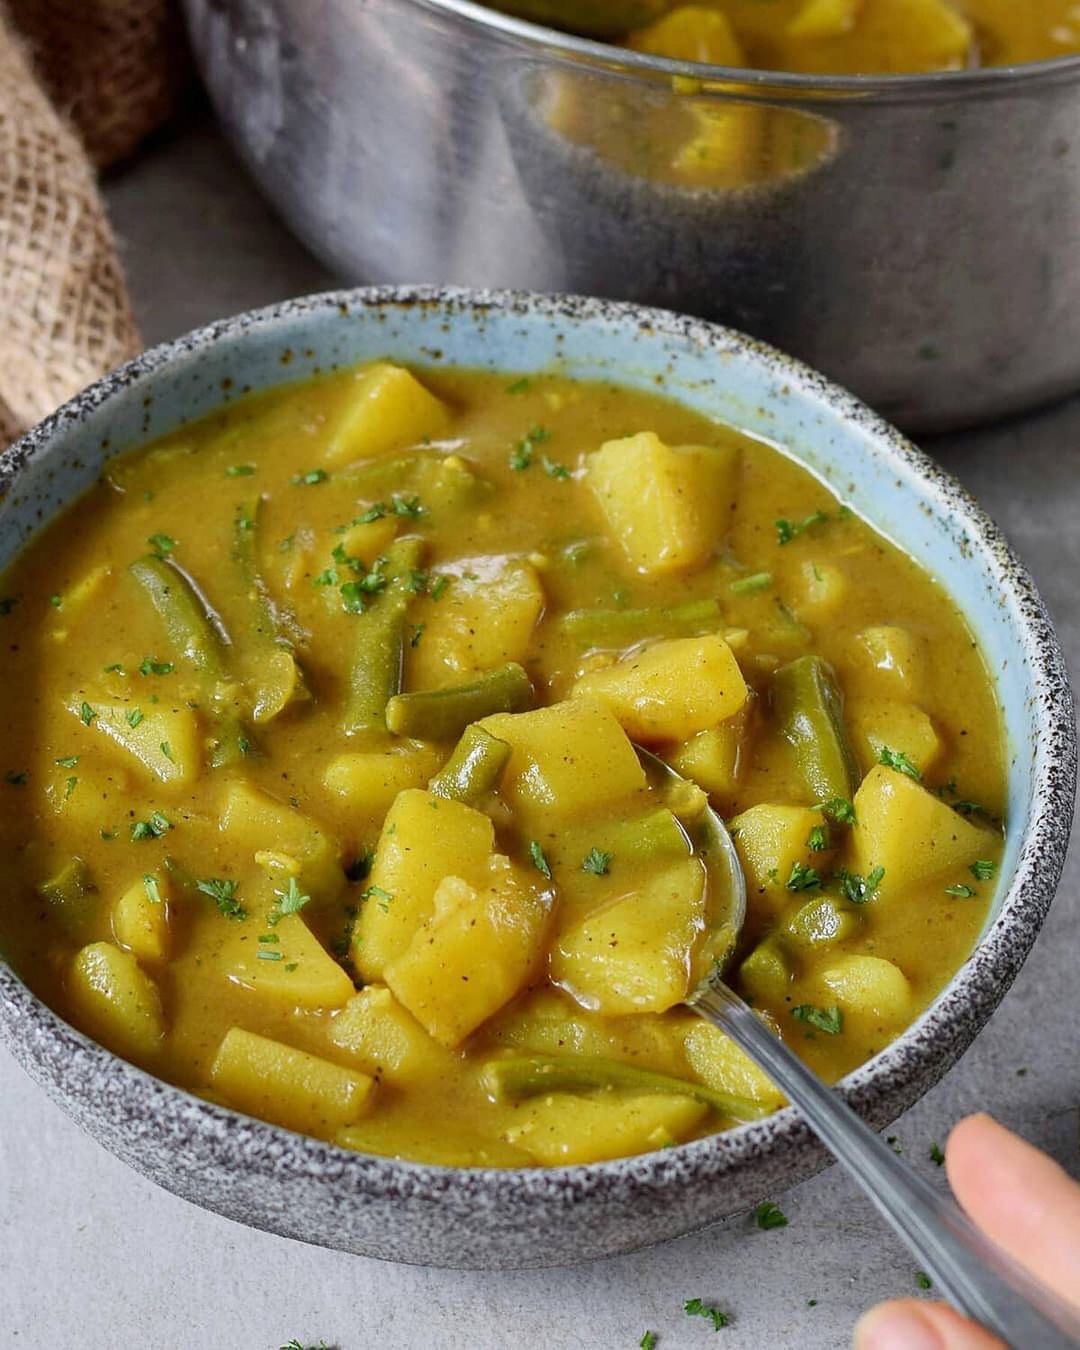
[[0, 286, 1069, 1154]]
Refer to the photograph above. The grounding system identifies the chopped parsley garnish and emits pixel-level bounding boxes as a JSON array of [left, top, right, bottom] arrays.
[[730, 571, 773, 596], [148, 533, 176, 556], [257, 949, 284, 961], [541, 455, 571, 480], [785, 861, 821, 892], [429, 574, 450, 601], [130, 811, 172, 842], [355, 503, 386, 524], [196, 876, 246, 919], [79, 701, 97, 726], [684, 1298, 731, 1330], [139, 656, 175, 676], [49, 593, 63, 608], [103, 662, 126, 675], [159, 741, 174, 762], [807, 825, 829, 853], [509, 424, 551, 471], [792, 1004, 843, 1036], [391, 493, 423, 518], [836, 865, 885, 905], [929, 1141, 945, 1167], [258, 933, 280, 944], [406, 569, 430, 594], [127, 708, 144, 728], [878, 745, 922, 780], [143, 875, 162, 904], [361, 883, 393, 913], [55, 755, 79, 769], [945, 883, 977, 898], [410, 622, 425, 648], [238, 736, 252, 756], [776, 510, 828, 545], [291, 468, 329, 486], [528, 840, 553, 880], [4, 770, 27, 786], [340, 581, 367, 613], [970, 859, 996, 881], [818, 796, 857, 827], [314, 568, 338, 588], [506, 377, 530, 394], [225, 463, 256, 477], [582, 847, 613, 876], [269, 876, 312, 925], [64, 776, 78, 799], [915, 1271, 933, 1291], [754, 1200, 789, 1230]]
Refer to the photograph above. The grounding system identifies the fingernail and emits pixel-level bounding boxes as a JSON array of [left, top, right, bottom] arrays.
[[854, 1304, 945, 1350]]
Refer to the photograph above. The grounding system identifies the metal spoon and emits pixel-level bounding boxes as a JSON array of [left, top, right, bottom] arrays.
[[639, 747, 1080, 1347]]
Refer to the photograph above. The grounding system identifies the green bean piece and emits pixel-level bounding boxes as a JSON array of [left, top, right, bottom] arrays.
[[385, 662, 534, 741], [129, 554, 249, 765], [232, 497, 305, 650], [128, 555, 229, 677], [480, 1055, 768, 1123], [429, 725, 512, 803], [36, 857, 96, 942], [343, 537, 425, 737], [771, 655, 857, 803], [587, 807, 691, 865], [560, 598, 721, 646]]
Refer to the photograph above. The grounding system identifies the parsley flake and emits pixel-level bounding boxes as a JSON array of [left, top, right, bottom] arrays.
[[836, 865, 885, 905], [776, 510, 828, 545], [945, 883, 977, 898], [509, 425, 551, 471], [225, 464, 256, 477], [148, 533, 176, 556], [429, 574, 450, 601], [915, 1271, 933, 1291], [506, 377, 530, 394], [196, 876, 246, 919], [159, 741, 174, 762], [807, 825, 829, 853], [64, 775, 78, 799], [818, 796, 857, 827], [127, 708, 144, 728], [79, 701, 97, 726], [754, 1200, 790, 1230], [970, 859, 996, 882], [291, 468, 328, 486], [930, 1141, 945, 1167], [878, 745, 922, 780], [143, 874, 162, 904], [792, 1004, 843, 1036], [582, 847, 613, 876], [55, 755, 79, 769], [103, 662, 126, 675], [410, 622, 425, 648], [528, 840, 552, 880], [139, 657, 174, 676], [684, 1298, 730, 1330], [362, 884, 394, 914], [257, 949, 284, 961], [269, 876, 312, 925], [785, 861, 821, 892], [541, 455, 571, 480]]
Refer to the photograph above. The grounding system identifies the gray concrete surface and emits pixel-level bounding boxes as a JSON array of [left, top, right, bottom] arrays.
[[1, 118, 1077, 1350]]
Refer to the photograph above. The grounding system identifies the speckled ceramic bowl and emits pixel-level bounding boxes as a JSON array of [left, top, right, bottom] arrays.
[[0, 288, 1074, 1270]]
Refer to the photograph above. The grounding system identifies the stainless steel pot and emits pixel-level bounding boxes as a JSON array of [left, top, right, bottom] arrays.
[[182, 0, 1080, 431]]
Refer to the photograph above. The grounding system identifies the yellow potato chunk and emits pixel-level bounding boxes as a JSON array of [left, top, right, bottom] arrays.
[[849, 765, 997, 892], [572, 635, 748, 744], [322, 743, 445, 818], [628, 5, 746, 63], [57, 564, 113, 615], [683, 1019, 786, 1113], [481, 699, 647, 820], [407, 559, 545, 688], [112, 872, 171, 964], [68, 942, 164, 1060], [71, 697, 201, 788], [353, 788, 495, 981], [328, 985, 454, 1077], [323, 362, 450, 467], [848, 698, 942, 777], [209, 1027, 375, 1135], [551, 858, 706, 1015], [219, 781, 342, 902], [665, 707, 750, 805], [791, 558, 849, 623], [385, 862, 550, 1047], [729, 803, 826, 908], [787, 0, 859, 39], [848, 625, 924, 699], [224, 913, 355, 1010], [585, 431, 738, 575], [819, 954, 913, 1024], [504, 1091, 707, 1165], [338, 514, 399, 566]]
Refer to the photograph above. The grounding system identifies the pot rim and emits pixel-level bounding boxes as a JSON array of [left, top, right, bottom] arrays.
[[0, 284, 1075, 1222], [411, 0, 1080, 99]]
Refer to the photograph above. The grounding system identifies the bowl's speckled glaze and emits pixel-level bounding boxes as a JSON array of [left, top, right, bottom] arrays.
[[0, 288, 1074, 1270]]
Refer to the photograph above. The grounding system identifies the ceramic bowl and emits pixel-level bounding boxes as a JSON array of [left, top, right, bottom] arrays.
[[0, 288, 1074, 1270]]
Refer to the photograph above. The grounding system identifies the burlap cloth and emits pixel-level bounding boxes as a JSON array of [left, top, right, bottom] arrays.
[[0, 1, 185, 444]]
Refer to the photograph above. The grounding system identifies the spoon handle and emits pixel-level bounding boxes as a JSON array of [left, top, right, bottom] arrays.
[[690, 980, 1080, 1347]]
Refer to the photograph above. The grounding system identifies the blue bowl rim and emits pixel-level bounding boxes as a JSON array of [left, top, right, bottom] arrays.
[[0, 284, 1074, 1216]]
